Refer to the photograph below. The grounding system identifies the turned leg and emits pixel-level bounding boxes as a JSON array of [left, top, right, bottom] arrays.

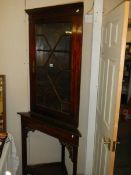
[[72, 146, 78, 175], [21, 122, 28, 175], [61, 143, 65, 165]]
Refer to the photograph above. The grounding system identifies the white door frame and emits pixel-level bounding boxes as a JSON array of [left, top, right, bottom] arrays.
[[85, 0, 103, 174]]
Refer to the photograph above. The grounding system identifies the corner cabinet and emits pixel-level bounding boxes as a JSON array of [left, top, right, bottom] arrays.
[[18, 3, 83, 175]]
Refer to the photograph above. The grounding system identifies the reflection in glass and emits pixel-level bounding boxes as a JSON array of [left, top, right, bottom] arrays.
[[35, 23, 72, 113]]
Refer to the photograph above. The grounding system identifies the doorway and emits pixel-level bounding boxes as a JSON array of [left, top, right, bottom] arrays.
[[114, 8, 131, 175]]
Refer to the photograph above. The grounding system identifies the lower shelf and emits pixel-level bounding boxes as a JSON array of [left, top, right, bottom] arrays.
[[25, 162, 68, 175]]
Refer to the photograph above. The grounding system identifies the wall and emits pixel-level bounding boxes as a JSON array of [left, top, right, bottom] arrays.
[[0, 1, 28, 174], [0, 0, 94, 175]]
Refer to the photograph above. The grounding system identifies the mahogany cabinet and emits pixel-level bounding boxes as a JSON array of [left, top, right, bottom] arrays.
[[19, 112, 81, 175], [19, 3, 83, 175], [27, 2, 83, 128]]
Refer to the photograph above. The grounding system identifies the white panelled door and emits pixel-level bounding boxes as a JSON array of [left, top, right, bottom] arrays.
[[93, 1, 129, 175]]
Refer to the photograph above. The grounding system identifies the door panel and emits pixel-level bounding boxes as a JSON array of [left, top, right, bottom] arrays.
[[93, 2, 129, 175], [100, 140, 109, 175]]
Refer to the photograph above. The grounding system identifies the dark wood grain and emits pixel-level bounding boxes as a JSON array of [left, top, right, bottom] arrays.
[[27, 3, 83, 128], [18, 112, 81, 175], [19, 3, 83, 175]]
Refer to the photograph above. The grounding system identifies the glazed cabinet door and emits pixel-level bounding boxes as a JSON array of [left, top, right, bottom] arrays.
[[26, 3, 83, 128]]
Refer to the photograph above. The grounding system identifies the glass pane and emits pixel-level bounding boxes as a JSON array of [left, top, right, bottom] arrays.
[[35, 22, 72, 113], [36, 23, 71, 49], [36, 51, 50, 67], [55, 35, 71, 51], [36, 77, 61, 111], [36, 36, 50, 51]]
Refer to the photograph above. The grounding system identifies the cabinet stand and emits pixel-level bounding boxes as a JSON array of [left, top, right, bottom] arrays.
[[19, 112, 81, 175]]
